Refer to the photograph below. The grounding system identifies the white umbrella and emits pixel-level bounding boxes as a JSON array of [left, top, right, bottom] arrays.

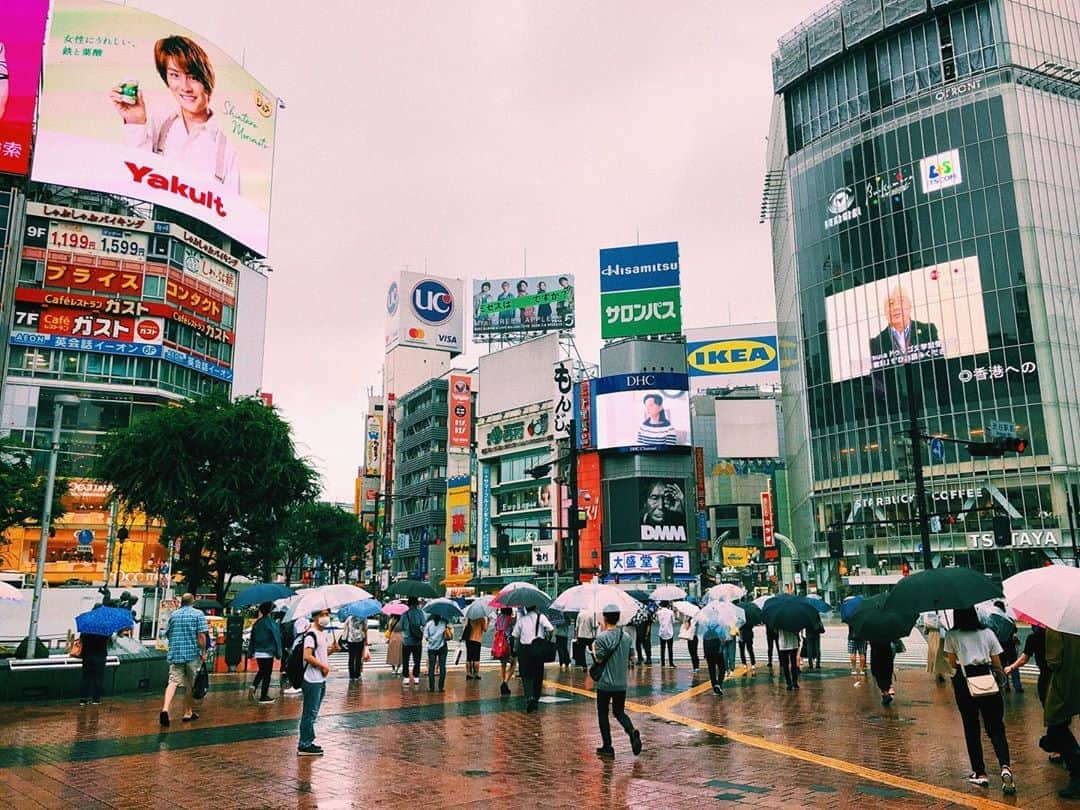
[[701, 601, 745, 629], [707, 583, 747, 602], [464, 596, 495, 620], [0, 582, 24, 602], [551, 584, 640, 626], [283, 584, 373, 621], [1003, 565, 1080, 634], [673, 600, 699, 618], [650, 584, 687, 602]]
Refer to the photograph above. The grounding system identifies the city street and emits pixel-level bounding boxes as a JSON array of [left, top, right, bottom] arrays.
[[0, 653, 1070, 808]]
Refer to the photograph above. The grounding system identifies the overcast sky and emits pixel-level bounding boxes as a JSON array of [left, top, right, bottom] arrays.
[[127, 0, 826, 502]]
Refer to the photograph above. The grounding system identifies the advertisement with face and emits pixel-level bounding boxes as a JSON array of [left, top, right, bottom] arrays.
[[33, 0, 279, 254], [825, 256, 989, 382], [0, 1, 49, 176], [607, 478, 688, 545], [473, 274, 574, 338], [594, 372, 690, 452]]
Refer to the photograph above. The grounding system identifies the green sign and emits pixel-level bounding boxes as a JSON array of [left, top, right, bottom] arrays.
[[600, 286, 682, 339]]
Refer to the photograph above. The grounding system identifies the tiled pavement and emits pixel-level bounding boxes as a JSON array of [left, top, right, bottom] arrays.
[[0, 661, 1073, 809]]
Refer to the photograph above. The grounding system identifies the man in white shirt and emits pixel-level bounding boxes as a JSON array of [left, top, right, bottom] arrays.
[[777, 628, 801, 690], [297, 609, 337, 756], [574, 610, 597, 671], [655, 602, 676, 667], [513, 605, 554, 712]]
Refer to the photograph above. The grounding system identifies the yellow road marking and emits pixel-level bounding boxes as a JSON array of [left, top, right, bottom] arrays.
[[543, 679, 1015, 810]]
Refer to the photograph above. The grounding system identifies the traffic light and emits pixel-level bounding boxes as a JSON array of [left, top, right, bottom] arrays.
[[992, 514, 1012, 547], [496, 532, 510, 560], [892, 436, 914, 481], [826, 531, 844, 559], [967, 437, 1028, 458]]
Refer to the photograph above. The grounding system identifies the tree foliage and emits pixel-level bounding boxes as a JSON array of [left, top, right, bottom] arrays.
[[95, 393, 318, 596], [275, 502, 366, 585], [0, 437, 69, 536]]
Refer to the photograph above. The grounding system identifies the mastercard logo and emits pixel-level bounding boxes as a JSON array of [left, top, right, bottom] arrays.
[[408, 327, 426, 339]]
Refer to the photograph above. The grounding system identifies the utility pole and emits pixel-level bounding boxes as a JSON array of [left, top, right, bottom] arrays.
[[904, 361, 934, 572], [568, 418, 580, 585]]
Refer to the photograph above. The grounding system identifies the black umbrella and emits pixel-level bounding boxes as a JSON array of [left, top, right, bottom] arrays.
[[498, 587, 552, 610], [735, 600, 764, 629], [193, 599, 223, 612], [761, 595, 821, 633], [386, 580, 439, 599], [847, 594, 917, 643], [626, 590, 651, 604], [883, 567, 1003, 617], [231, 583, 296, 609]]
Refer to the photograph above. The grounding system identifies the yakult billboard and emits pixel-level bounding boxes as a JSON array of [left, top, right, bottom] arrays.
[[33, 0, 280, 254], [0, 1, 50, 176]]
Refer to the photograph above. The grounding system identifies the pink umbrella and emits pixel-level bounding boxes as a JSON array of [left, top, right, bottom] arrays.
[[381, 600, 408, 616]]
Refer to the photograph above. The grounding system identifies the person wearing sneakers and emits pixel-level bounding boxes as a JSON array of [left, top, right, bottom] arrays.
[[297, 608, 338, 756], [655, 602, 676, 667], [247, 601, 282, 703], [591, 604, 641, 759], [160, 592, 208, 727], [944, 606, 1016, 796], [847, 625, 867, 676], [399, 598, 425, 686]]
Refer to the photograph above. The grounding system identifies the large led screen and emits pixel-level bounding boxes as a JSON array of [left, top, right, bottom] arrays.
[[594, 372, 691, 452], [606, 478, 689, 544], [0, 1, 50, 175], [33, 0, 280, 255], [825, 256, 989, 383]]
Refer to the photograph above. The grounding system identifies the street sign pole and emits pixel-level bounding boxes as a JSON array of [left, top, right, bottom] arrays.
[[904, 361, 934, 572]]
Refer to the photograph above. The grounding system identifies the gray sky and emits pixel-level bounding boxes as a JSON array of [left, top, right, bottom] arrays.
[[129, 0, 825, 501]]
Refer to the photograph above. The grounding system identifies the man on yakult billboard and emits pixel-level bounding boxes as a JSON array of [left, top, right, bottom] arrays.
[[33, 0, 279, 255]]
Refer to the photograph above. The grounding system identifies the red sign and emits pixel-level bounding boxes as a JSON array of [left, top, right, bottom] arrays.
[[695, 447, 706, 510], [16, 303, 162, 344], [166, 277, 223, 322], [764, 548, 780, 562], [45, 261, 143, 296], [448, 374, 472, 450], [576, 451, 603, 577], [761, 491, 775, 549], [578, 381, 593, 450]]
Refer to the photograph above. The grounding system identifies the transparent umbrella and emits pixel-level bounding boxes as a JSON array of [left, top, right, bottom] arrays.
[[651, 584, 687, 602], [283, 584, 373, 621], [551, 584, 639, 626], [707, 583, 747, 602]]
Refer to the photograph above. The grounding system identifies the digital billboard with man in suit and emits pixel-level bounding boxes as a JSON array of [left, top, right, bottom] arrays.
[[868, 286, 943, 369]]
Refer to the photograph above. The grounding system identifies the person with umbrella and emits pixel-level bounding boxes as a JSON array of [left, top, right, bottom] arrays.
[[160, 593, 208, 727], [592, 603, 642, 759], [943, 606, 1016, 795], [74, 605, 133, 706], [1041, 628, 1080, 800], [493, 606, 517, 695], [297, 608, 338, 756], [737, 603, 759, 676], [247, 602, 282, 703], [574, 606, 597, 671], [676, 602, 700, 671], [422, 611, 452, 692], [462, 602, 489, 681], [399, 597, 426, 686], [512, 603, 554, 713], [656, 601, 676, 668], [341, 612, 369, 682]]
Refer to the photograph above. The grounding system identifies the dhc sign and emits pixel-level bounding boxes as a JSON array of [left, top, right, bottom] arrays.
[[687, 337, 779, 376]]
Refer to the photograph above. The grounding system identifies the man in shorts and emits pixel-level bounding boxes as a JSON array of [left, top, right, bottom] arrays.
[[160, 592, 208, 726], [848, 627, 867, 676]]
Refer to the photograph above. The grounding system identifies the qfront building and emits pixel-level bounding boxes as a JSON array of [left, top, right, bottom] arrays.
[[767, 0, 1080, 599]]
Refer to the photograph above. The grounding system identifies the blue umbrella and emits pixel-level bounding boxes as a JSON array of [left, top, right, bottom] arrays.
[[337, 599, 383, 621], [840, 595, 864, 623], [232, 583, 296, 609], [805, 594, 833, 614], [76, 606, 134, 636]]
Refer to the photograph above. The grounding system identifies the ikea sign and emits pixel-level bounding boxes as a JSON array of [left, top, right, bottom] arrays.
[[687, 337, 779, 376]]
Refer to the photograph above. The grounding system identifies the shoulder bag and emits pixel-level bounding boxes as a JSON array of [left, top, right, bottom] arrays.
[[958, 646, 999, 698], [192, 662, 210, 699], [678, 620, 695, 641], [530, 614, 558, 663], [589, 634, 619, 682]]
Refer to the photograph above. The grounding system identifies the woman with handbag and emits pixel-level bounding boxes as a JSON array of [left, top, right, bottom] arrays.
[[943, 606, 1016, 795], [511, 604, 553, 713], [591, 604, 641, 758], [386, 615, 403, 677], [493, 607, 516, 696], [342, 614, 367, 681]]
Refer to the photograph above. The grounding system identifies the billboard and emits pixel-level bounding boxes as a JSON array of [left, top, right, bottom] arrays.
[[444, 477, 472, 581], [687, 336, 779, 376], [599, 241, 682, 340], [33, 0, 280, 254], [825, 256, 989, 383], [593, 372, 690, 452], [607, 478, 689, 544], [576, 451, 602, 578], [14, 302, 164, 344], [384, 271, 464, 355], [472, 274, 574, 338], [610, 550, 690, 576], [448, 374, 472, 450], [364, 414, 382, 477], [714, 399, 780, 459], [599, 242, 680, 292], [0, 2, 50, 175], [476, 332, 558, 417]]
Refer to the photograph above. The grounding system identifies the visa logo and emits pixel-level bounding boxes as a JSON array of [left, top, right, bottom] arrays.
[[438, 334, 458, 345], [688, 338, 778, 375]]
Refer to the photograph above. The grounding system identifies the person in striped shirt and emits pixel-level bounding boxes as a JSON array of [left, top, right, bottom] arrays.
[[636, 393, 677, 446]]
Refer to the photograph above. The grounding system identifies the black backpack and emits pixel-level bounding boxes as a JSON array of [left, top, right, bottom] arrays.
[[285, 631, 316, 689]]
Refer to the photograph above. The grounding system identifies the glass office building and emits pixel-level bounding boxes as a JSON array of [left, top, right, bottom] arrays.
[[767, 0, 1080, 598]]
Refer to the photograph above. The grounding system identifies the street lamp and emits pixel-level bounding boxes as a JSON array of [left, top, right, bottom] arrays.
[[114, 527, 129, 587], [25, 393, 80, 658]]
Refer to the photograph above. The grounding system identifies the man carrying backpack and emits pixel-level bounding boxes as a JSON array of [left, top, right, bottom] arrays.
[[399, 597, 425, 686], [295, 608, 337, 756]]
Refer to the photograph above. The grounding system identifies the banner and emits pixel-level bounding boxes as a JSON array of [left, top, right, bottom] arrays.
[[444, 477, 471, 581], [598, 242, 680, 293], [364, 414, 382, 477], [448, 374, 472, 450], [600, 286, 683, 339], [553, 361, 573, 441], [14, 302, 163, 344], [722, 547, 754, 568], [0, 1, 50, 175], [480, 463, 491, 565], [609, 550, 689, 576], [472, 274, 575, 338], [761, 491, 775, 548], [34, 0, 280, 254]]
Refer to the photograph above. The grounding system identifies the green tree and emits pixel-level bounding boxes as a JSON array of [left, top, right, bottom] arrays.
[[95, 392, 318, 596], [0, 437, 69, 536], [275, 502, 366, 585]]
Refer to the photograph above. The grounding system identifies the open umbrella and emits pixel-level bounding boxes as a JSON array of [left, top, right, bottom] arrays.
[[752, 594, 775, 610], [626, 590, 652, 604], [464, 597, 494, 620], [552, 584, 640, 626], [425, 599, 464, 621], [193, 599, 223, 612], [0, 582, 24, 602], [1003, 565, 1080, 634], [761, 595, 821, 633], [804, 594, 833, 614], [847, 594, 916, 643], [701, 601, 745, 629], [544, 606, 566, 627], [673, 600, 700, 618], [694, 604, 735, 641], [498, 587, 552, 610], [232, 583, 296, 609], [385, 580, 439, 599], [651, 584, 687, 602], [707, 583, 747, 602], [839, 595, 864, 623], [735, 600, 764, 629], [284, 584, 374, 621], [75, 606, 134, 636], [381, 600, 408, 617], [491, 582, 545, 609], [883, 567, 1003, 617], [337, 598, 383, 622]]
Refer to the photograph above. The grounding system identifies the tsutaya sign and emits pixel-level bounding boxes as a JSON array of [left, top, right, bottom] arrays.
[[968, 530, 1060, 549]]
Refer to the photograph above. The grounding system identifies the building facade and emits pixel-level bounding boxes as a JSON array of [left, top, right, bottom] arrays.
[[768, 0, 1080, 599]]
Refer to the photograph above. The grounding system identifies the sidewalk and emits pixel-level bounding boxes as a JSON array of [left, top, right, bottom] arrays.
[[0, 659, 1071, 808]]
